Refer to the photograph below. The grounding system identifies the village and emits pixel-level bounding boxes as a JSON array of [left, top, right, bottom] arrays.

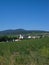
[[7, 34, 43, 42], [0, 33, 49, 42]]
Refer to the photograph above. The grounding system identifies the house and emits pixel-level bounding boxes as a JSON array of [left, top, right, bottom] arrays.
[[28, 36, 32, 39], [19, 34, 23, 39], [32, 36, 40, 39], [19, 34, 29, 39]]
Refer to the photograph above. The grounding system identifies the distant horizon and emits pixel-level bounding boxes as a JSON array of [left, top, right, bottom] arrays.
[[0, 28, 49, 32]]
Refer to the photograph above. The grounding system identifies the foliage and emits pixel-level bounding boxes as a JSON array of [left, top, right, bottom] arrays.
[[0, 35, 18, 42]]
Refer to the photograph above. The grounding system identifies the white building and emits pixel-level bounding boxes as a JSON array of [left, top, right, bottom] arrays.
[[19, 34, 23, 39], [28, 36, 31, 39]]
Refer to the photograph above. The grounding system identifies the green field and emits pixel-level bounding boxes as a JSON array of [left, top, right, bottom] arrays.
[[0, 38, 49, 65]]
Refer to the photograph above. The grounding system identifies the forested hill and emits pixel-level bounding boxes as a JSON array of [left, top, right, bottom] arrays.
[[0, 29, 49, 35]]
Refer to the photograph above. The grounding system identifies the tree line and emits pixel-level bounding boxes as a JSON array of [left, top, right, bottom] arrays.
[[0, 35, 18, 42]]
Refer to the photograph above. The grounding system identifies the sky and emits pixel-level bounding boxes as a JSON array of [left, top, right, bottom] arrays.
[[0, 0, 49, 31]]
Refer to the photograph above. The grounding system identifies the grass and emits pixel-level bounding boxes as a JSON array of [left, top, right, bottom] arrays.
[[0, 37, 49, 65]]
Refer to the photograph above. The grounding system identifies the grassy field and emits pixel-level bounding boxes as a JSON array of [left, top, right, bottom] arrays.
[[0, 37, 49, 65]]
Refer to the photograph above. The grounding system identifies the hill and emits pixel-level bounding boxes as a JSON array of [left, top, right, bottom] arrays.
[[0, 29, 49, 36]]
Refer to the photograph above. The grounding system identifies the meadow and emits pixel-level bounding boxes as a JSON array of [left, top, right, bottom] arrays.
[[0, 37, 49, 65]]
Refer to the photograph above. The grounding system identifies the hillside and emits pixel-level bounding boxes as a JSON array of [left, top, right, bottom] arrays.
[[0, 38, 49, 65], [0, 29, 49, 36]]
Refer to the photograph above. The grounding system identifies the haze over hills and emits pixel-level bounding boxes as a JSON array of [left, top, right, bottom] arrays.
[[0, 29, 49, 36]]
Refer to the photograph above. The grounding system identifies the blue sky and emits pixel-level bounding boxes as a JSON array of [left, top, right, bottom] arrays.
[[0, 0, 49, 31]]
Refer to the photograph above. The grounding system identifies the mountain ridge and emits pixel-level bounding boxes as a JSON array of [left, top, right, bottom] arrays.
[[0, 29, 49, 36]]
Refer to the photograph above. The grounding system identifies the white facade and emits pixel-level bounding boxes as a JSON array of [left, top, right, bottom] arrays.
[[28, 36, 31, 38], [19, 34, 23, 39]]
